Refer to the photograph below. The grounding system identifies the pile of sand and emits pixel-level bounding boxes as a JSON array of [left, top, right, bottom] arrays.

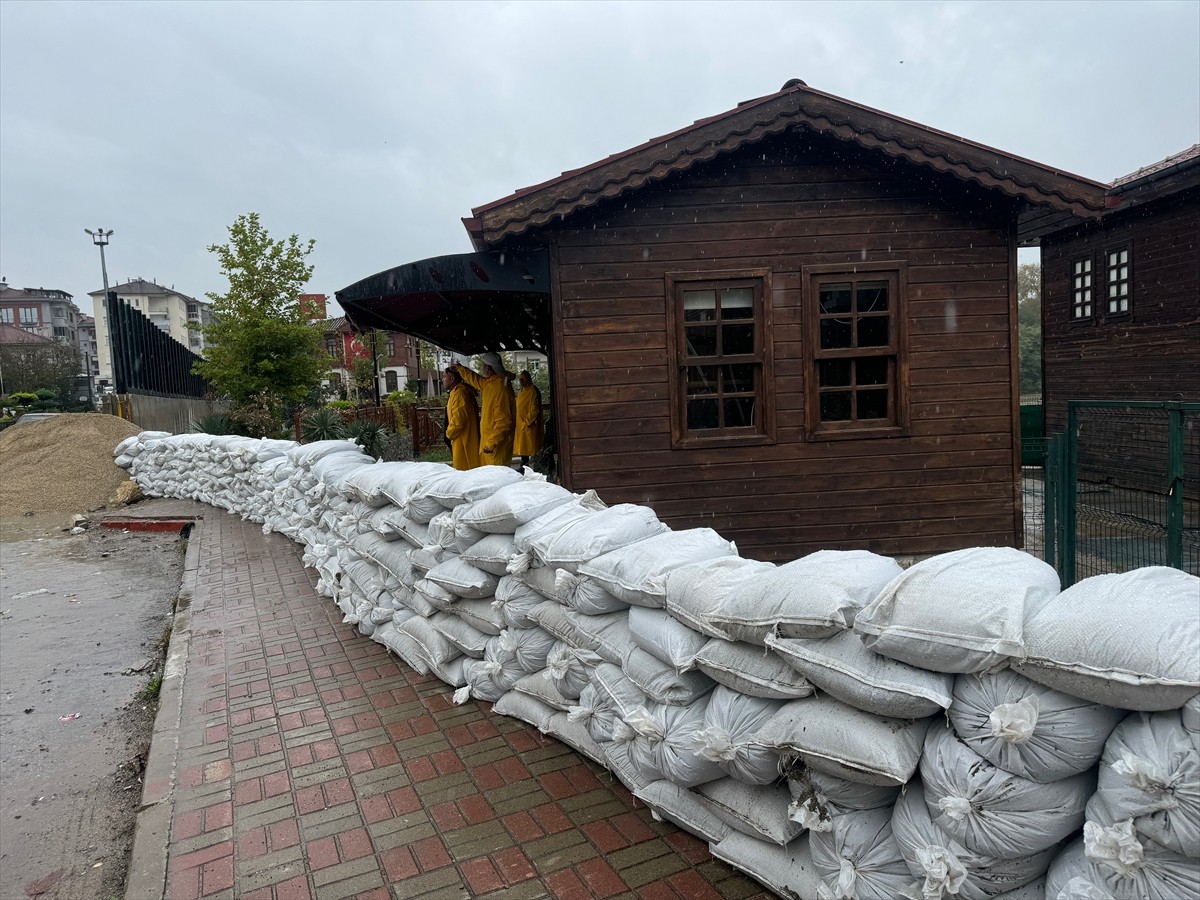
[[0, 414, 143, 516]]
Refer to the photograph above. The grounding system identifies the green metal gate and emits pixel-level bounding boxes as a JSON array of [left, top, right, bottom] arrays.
[[1045, 400, 1200, 586]]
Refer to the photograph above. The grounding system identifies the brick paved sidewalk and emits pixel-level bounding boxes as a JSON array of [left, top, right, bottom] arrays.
[[127, 505, 773, 900]]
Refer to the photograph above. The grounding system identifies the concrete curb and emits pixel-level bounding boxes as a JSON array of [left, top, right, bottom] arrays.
[[124, 522, 201, 900]]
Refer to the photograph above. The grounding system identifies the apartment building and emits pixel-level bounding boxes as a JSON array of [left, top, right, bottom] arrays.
[[0, 281, 82, 346]]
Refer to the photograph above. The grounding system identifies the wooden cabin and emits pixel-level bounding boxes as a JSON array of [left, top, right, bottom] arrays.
[[1040, 144, 1200, 435], [345, 81, 1113, 561]]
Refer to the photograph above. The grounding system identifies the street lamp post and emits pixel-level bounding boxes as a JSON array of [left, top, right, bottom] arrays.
[[85, 228, 113, 398]]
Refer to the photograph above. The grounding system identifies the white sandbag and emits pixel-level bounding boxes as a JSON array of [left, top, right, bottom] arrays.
[[785, 765, 901, 833], [558, 571, 630, 615], [854, 547, 1060, 674], [544, 710, 607, 766], [371, 461, 448, 507], [594, 663, 649, 719], [493, 576, 547, 629], [378, 623, 431, 675], [286, 439, 361, 467], [426, 510, 458, 550], [378, 510, 430, 548], [426, 556, 499, 600], [492, 626, 557, 675], [635, 779, 730, 843], [443, 597, 502, 638], [1044, 827, 1200, 900], [891, 783, 1058, 900], [627, 607, 708, 673], [1014, 567, 1200, 711], [919, 723, 1093, 859], [544, 643, 602, 700], [406, 544, 449, 577], [367, 506, 403, 540], [751, 696, 931, 787], [699, 778, 805, 847], [458, 478, 578, 533], [577, 528, 738, 608], [1085, 708, 1200, 857], [430, 613, 490, 659], [422, 465, 522, 508], [412, 578, 456, 613], [693, 638, 814, 700], [511, 671, 573, 711], [512, 496, 605, 560], [615, 698, 724, 788], [451, 511, 486, 555], [398, 616, 462, 668], [711, 550, 904, 644], [402, 470, 459, 523], [1183, 693, 1200, 734], [461, 533, 517, 577], [515, 563, 573, 603], [948, 668, 1126, 783], [460, 657, 511, 702], [624, 646, 718, 707], [768, 630, 954, 719], [531, 503, 670, 574], [692, 686, 784, 785], [809, 806, 916, 900], [342, 461, 424, 506], [603, 738, 654, 793], [568, 684, 616, 745], [711, 831, 824, 900], [528, 601, 584, 649], [665, 556, 778, 640], [565, 609, 636, 666], [492, 690, 557, 731]]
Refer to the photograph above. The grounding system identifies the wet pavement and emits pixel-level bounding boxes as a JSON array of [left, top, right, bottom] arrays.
[[125, 500, 773, 900], [0, 521, 183, 899]]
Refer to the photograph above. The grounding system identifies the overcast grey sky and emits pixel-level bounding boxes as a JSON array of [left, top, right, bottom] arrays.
[[2, 0, 1197, 318]]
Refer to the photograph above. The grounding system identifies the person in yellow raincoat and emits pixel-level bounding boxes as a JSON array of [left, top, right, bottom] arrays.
[[453, 352, 515, 467], [513, 370, 545, 466], [442, 367, 480, 471]]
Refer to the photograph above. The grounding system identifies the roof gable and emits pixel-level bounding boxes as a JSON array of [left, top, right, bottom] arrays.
[[468, 80, 1107, 246]]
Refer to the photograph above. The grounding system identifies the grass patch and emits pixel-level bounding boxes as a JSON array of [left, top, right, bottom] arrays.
[[416, 446, 452, 464], [139, 673, 164, 701]]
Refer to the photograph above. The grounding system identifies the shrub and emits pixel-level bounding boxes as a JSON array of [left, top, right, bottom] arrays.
[[8, 392, 38, 407], [344, 419, 388, 458], [325, 399, 356, 410], [193, 414, 239, 435], [302, 407, 345, 442]]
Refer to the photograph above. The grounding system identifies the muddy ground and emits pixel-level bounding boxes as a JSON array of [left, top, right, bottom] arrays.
[[0, 518, 184, 900]]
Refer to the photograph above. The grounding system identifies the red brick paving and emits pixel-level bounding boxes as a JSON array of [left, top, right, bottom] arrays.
[[154, 509, 775, 899]]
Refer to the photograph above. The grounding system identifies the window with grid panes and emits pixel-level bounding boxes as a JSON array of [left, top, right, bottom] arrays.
[[19, 307, 37, 324], [1072, 257, 1093, 319], [667, 273, 770, 443], [1105, 247, 1131, 315], [807, 267, 906, 436]]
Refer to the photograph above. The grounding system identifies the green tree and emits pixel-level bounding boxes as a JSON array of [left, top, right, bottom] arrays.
[[1017, 262, 1042, 397], [193, 213, 329, 419]]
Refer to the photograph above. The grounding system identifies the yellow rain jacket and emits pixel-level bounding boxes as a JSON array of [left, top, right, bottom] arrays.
[[455, 365, 515, 467], [514, 384, 545, 457], [444, 382, 481, 471]]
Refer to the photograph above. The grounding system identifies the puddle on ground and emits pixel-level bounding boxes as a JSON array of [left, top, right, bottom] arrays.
[[0, 514, 78, 543]]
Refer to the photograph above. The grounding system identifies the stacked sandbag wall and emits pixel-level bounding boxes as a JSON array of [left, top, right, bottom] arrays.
[[114, 432, 1200, 900]]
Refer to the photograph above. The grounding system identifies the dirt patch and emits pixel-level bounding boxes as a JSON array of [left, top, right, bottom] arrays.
[[0, 414, 141, 518], [0, 525, 183, 900]]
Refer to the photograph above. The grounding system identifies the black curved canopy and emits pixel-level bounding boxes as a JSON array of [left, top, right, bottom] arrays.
[[335, 249, 551, 354]]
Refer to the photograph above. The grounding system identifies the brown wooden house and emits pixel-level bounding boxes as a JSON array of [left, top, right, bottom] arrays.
[[342, 80, 1111, 560], [1040, 144, 1200, 435]]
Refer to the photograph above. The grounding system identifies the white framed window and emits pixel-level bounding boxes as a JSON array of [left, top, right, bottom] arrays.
[[1105, 247, 1131, 316], [19, 307, 37, 324], [1071, 257, 1093, 320], [0, 308, 12, 324]]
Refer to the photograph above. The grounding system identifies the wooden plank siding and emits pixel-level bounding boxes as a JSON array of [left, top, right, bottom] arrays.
[[535, 133, 1022, 561], [1042, 187, 1200, 437]]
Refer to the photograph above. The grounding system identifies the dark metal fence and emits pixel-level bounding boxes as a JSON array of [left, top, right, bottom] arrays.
[[1043, 400, 1199, 585], [105, 291, 210, 398]]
